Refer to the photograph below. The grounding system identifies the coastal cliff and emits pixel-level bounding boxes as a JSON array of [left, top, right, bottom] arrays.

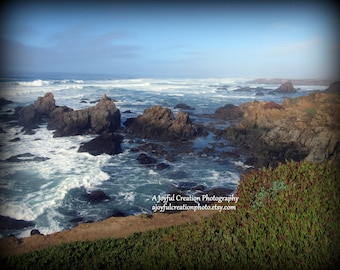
[[222, 87, 340, 166]]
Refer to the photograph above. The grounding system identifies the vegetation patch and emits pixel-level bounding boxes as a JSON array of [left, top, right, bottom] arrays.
[[2, 160, 339, 269], [304, 106, 318, 116]]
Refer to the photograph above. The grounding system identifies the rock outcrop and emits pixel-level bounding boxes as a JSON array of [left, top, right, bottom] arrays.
[[126, 105, 196, 141], [224, 92, 340, 164], [213, 104, 244, 120], [86, 190, 110, 203], [48, 94, 121, 137], [174, 103, 195, 111], [275, 81, 296, 93], [18, 93, 121, 137], [78, 133, 123, 156], [0, 215, 35, 230], [325, 81, 340, 93]]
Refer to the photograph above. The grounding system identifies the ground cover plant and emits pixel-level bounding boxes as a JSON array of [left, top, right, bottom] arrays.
[[2, 160, 339, 269]]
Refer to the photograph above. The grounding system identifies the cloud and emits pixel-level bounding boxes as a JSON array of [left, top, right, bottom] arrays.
[[1, 28, 141, 73]]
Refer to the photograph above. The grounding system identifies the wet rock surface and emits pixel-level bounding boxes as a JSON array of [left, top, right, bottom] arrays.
[[174, 103, 195, 111], [0, 216, 35, 230], [78, 133, 123, 156], [86, 190, 110, 203]]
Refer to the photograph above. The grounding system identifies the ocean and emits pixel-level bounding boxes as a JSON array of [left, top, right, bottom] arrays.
[[0, 73, 326, 238]]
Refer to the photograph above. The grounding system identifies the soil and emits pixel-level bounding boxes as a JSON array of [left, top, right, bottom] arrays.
[[0, 210, 218, 257]]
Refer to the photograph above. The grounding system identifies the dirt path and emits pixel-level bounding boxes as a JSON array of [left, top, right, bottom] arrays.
[[0, 210, 218, 257]]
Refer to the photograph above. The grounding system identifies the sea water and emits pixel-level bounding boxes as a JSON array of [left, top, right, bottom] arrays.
[[0, 73, 326, 238]]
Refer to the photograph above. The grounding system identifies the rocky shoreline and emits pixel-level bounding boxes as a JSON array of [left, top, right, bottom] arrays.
[[0, 81, 339, 252]]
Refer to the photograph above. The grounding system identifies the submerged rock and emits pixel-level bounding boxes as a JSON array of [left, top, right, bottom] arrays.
[[78, 133, 123, 156], [0, 98, 13, 107], [30, 229, 43, 236], [0, 215, 35, 230], [137, 153, 157, 165], [5, 153, 49, 162], [86, 190, 110, 203], [174, 103, 195, 111], [156, 163, 170, 170]]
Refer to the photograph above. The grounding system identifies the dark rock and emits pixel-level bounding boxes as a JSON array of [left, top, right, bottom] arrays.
[[90, 99, 101, 104], [33, 92, 57, 115], [195, 124, 209, 137], [213, 104, 244, 120], [126, 105, 196, 141], [137, 153, 157, 165], [32, 156, 50, 162], [234, 86, 252, 92], [156, 163, 170, 170], [87, 190, 110, 202], [166, 152, 175, 162], [138, 143, 167, 156], [275, 81, 296, 93], [18, 104, 43, 131], [191, 184, 205, 191], [167, 171, 189, 180], [110, 210, 126, 217], [19, 92, 121, 137], [5, 153, 49, 162], [177, 181, 198, 191], [13, 94, 47, 132], [30, 229, 43, 236], [123, 110, 133, 114], [49, 94, 121, 137], [69, 217, 85, 223], [247, 78, 333, 86], [78, 133, 123, 156], [174, 103, 195, 110], [0, 215, 35, 230], [202, 146, 215, 154], [0, 109, 19, 124], [0, 97, 13, 107], [205, 187, 234, 197], [9, 137, 20, 142], [216, 85, 228, 91], [325, 81, 340, 93]]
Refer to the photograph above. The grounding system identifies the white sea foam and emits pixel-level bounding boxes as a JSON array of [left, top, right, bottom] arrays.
[[0, 127, 111, 227], [18, 79, 51, 87], [0, 75, 325, 237]]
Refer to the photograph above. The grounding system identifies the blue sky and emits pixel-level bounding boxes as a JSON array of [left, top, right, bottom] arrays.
[[1, 1, 339, 78]]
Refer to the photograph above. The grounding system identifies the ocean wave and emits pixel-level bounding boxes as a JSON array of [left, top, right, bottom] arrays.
[[0, 75, 325, 238], [18, 79, 52, 87]]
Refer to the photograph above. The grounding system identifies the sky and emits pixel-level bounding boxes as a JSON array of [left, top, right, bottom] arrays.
[[1, 1, 339, 79]]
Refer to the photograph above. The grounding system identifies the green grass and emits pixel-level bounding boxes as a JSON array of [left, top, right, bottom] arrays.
[[2, 160, 339, 269], [305, 106, 318, 116]]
